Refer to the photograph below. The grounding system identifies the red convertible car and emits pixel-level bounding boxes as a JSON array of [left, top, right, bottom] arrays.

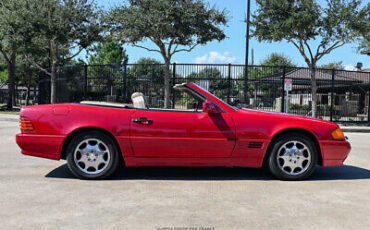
[[16, 83, 350, 180]]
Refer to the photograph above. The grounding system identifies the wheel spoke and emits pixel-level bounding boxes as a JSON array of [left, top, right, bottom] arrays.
[[77, 154, 88, 164]]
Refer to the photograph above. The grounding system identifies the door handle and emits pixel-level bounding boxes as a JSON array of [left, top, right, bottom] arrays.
[[132, 118, 153, 125]]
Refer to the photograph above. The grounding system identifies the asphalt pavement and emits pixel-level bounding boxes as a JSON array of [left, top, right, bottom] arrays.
[[0, 116, 369, 230]]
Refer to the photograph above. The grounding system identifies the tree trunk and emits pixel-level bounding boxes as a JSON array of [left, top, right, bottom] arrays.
[[309, 65, 318, 118], [6, 53, 16, 110], [25, 86, 30, 106], [163, 58, 171, 109], [50, 61, 57, 104]]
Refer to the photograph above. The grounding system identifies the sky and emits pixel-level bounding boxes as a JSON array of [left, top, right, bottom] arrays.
[[94, 0, 369, 70]]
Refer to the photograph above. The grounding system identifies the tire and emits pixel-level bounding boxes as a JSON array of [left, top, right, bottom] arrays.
[[267, 133, 317, 181], [66, 131, 120, 180]]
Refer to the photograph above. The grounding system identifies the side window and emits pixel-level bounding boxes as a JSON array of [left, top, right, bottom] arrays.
[[130, 87, 206, 112], [173, 89, 206, 112]]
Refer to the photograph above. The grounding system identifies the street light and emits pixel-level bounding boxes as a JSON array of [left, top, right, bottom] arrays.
[[244, 0, 251, 104]]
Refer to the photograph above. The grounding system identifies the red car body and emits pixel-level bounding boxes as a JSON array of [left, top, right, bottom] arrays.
[[16, 83, 350, 169]]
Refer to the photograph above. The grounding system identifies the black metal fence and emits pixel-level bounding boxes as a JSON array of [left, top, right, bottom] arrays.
[[38, 63, 370, 123]]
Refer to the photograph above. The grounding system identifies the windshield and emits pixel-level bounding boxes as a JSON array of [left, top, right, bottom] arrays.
[[193, 84, 239, 111]]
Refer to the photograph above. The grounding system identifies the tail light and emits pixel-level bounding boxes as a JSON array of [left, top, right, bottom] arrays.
[[19, 117, 35, 133]]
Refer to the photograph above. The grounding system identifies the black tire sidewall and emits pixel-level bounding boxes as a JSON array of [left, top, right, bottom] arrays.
[[267, 133, 317, 181], [66, 131, 120, 180]]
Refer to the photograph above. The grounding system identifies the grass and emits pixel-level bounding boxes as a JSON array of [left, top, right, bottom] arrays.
[[0, 111, 19, 115], [0, 104, 20, 115]]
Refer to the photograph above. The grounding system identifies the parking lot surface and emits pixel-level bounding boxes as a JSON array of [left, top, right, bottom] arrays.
[[0, 117, 369, 230]]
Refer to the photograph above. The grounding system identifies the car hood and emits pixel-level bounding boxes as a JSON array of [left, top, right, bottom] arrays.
[[238, 108, 338, 127]]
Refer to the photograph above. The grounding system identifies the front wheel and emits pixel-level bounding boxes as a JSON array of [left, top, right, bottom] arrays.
[[267, 133, 317, 180], [66, 131, 120, 180]]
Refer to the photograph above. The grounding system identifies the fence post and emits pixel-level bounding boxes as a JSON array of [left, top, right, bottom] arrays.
[[227, 63, 232, 104], [330, 68, 335, 122], [244, 65, 248, 105], [84, 64, 88, 100], [368, 89, 370, 125], [281, 66, 286, 113], [172, 62, 176, 109], [122, 60, 127, 102]]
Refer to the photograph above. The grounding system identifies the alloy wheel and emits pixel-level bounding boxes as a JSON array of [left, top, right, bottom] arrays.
[[276, 140, 311, 176], [73, 138, 111, 175]]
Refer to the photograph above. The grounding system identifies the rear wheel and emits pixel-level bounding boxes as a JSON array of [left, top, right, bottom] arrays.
[[267, 133, 317, 180], [66, 131, 120, 179]]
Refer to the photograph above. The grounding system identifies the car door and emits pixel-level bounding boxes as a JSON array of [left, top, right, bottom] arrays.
[[129, 109, 235, 158]]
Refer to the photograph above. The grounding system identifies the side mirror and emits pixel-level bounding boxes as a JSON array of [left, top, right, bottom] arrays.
[[202, 100, 221, 114]]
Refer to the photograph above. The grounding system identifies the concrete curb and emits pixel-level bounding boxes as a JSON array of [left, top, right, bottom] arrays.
[[341, 127, 370, 133]]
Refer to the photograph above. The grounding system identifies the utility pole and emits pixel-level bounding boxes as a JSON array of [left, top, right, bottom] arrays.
[[251, 48, 254, 65], [244, 0, 251, 105]]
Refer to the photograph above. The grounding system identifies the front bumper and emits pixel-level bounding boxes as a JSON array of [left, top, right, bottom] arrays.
[[319, 140, 351, 166], [16, 134, 65, 160]]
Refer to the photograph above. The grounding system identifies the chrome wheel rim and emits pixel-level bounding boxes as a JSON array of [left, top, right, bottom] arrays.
[[74, 138, 111, 175], [276, 141, 311, 176]]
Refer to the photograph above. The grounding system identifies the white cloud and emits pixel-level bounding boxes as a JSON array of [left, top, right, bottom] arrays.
[[344, 65, 356, 71], [195, 51, 236, 64]]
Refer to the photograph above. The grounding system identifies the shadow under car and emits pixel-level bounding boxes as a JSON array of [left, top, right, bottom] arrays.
[[45, 164, 370, 181]]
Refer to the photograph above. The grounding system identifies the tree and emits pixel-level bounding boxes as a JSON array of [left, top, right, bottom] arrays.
[[24, 0, 102, 103], [16, 56, 40, 106], [355, 3, 370, 53], [128, 58, 164, 85], [251, 0, 368, 117], [85, 39, 128, 101], [108, 0, 227, 108], [0, 63, 6, 89], [0, 0, 32, 109], [87, 39, 128, 65], [125, 58, 165, 104], [260, 53, 295, 67], [319, 61, 345, 70], [358, 37, 370, 54]]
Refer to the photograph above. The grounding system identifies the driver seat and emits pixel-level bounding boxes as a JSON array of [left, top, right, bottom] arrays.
[[131, 92, 147, 109]]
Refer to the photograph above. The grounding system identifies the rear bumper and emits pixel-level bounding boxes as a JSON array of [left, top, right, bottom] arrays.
[[319, 140, 351, 166], [16, 134, 65, 160]]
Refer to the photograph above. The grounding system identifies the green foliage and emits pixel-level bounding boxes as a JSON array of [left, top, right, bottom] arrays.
[[25, 0, 102, 52], [0, 0, 32, 52], [85, 39, 128, 97], [0, 58, 6, 82], [252, 0, 367, 65], [319, 62, 345, 70], [21, 0, 103, 103], [260, 53, 295, 67], [0, 69, 7, 87], [128, 58, 164, 84], [251, 0, 368, 117], [22, 0, 103, 71], [0, 0, 34, 108], [187, 67, 229, 98], [126, 58, 165, 100], [108, 0, 227, 49], [108, 0, 228, 108], [87, 39, 128, 65], [353, 3, 369, 53], [357, 37, 370, 53]]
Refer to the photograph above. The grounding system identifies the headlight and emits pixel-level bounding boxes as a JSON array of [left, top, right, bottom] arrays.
[[331, 128, 345, 140]]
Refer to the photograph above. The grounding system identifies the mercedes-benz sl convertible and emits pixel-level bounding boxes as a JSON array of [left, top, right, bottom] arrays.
[[16, 83, 351, 180]]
